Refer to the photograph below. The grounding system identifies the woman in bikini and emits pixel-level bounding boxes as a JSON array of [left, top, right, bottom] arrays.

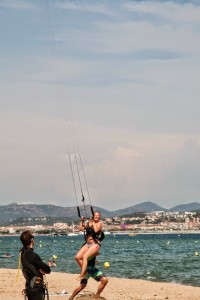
[[75, 211, 103, 280]]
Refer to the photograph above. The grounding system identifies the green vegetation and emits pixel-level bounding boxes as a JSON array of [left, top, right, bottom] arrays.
[[3, 216, 80, 227]]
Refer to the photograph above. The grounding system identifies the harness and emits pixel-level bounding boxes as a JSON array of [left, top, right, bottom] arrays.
[[96, 230, 105, 242], [84, 226, 105, 245], [20, 248, 44, 293]]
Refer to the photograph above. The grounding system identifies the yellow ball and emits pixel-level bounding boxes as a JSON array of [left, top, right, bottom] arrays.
[[53, 255, 57, 259], [104, 262, 110, 268], [194, 251, 199, 256]]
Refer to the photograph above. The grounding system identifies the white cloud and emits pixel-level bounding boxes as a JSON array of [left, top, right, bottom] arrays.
[[85, 135, 200, 209], [56, 0, 113, 16], [0, 0, 200, 210], [124, 1, 200, 24], [0, 104, 200, 209], [0, 0, 35, 10]]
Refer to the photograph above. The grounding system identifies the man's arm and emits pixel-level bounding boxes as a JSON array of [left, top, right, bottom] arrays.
[[33, 253, 51, 274]]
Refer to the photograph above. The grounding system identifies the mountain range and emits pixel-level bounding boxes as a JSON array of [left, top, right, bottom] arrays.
[[1, 201, 200, 225]]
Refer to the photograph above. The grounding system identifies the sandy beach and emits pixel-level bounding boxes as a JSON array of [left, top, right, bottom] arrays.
[[1, 269, 200, 300]]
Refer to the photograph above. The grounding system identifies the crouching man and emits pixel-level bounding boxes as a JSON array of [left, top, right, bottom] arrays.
[[69, 235, 108, 299], [20, 230, 51, 300]]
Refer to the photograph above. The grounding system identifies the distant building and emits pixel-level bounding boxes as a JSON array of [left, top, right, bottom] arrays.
[[8, 227, 15, 234]]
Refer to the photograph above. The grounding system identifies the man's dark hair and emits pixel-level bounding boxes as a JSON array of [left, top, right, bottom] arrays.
[[20, 230, 34, 246]]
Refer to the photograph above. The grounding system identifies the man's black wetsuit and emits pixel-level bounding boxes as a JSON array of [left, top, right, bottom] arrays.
[[21, 247, 51, 300]]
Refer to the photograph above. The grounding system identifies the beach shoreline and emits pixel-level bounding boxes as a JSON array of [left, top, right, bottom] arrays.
[[1, 269, 200, 300], [1, 230, 200, 238]]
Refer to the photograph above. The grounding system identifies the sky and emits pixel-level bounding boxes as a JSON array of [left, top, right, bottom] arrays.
[[0, 0, 200, 211]]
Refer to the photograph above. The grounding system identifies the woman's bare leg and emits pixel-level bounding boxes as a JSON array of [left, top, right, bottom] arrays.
[[75, 244, 88, 268], [77, 244, 100, 280]]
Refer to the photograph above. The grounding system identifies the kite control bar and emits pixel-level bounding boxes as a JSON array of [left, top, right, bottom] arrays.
[[77, 206, 94, 219]]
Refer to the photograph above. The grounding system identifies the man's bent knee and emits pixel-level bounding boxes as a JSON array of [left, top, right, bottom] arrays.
[[101, 277, 108, 285]]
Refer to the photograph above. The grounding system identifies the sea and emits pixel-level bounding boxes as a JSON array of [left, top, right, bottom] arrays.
[[1, 233, 200, 287]]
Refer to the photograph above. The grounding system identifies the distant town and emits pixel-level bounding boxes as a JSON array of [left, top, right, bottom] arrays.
[[1, 210, 200, 235]]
